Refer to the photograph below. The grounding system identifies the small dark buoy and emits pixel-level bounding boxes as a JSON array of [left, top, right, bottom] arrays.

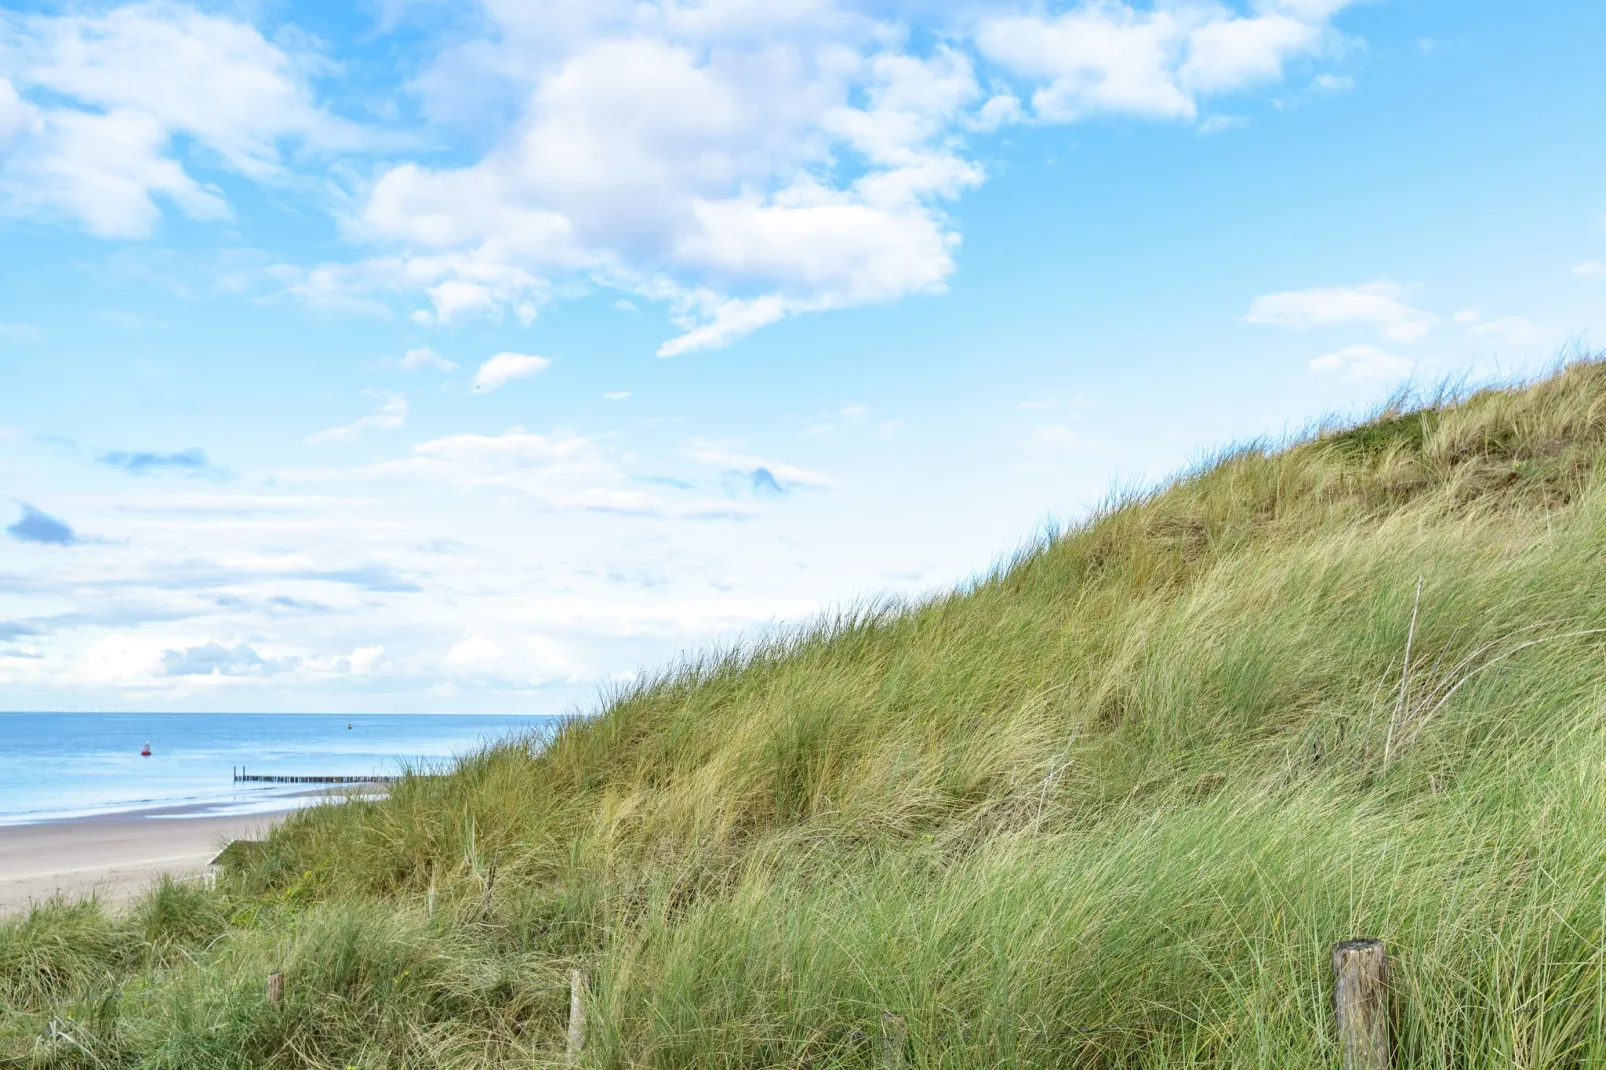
[[347, 722, 352, 730], [141, 742, 152, 757]]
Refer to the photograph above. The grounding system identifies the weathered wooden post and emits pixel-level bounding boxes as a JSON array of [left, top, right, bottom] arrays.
[[1332, 939, 1390, 1069], [567, 969, 587, 1065], [880, 1012, 907, 1069], [266, 970, 284, 1009]]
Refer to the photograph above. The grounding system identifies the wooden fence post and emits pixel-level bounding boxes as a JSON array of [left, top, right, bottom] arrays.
[[1332, 939, 1390, 1069], [880, 1012, 907, 1069], [567, 969, 587, 1065], [266, 970, 284, 1010]]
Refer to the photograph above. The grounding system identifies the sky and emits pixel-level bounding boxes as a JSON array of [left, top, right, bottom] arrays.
[[1, 0, 1602, 713]]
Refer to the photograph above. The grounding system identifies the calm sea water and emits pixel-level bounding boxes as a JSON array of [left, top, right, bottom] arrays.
[[0, 713, 560, 825]]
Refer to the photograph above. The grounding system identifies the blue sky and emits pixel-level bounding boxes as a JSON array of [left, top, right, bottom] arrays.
[[1, 0, 1602, 712]]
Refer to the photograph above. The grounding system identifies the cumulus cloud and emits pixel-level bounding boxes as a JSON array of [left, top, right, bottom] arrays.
[[398, 347, 456, 371], [162, 640, 298, 676], [97, 446, 227, 478], [1246, 283, 1438, 342], [344, 645, 384, 674], [975, 0, 1351, 123], [444, 632, 585, 687], [348, 21, 988, 356], [1308, 344, 1414, 381], [308, 394, 408, 444], [299, 0, 1355, 354], [6, 503, 78, 545], [0, 1, 1364, 353], [472, 352, 551, 393], [0, 3, 358, 237]]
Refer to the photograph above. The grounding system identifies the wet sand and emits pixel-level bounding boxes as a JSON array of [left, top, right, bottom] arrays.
[[0, 804, 281, 915]]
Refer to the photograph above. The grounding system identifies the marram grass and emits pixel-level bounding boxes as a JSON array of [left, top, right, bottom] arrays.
[[11, 361, 1606, 1066]]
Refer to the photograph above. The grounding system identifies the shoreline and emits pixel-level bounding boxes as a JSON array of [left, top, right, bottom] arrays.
[[0, 787, 383, 917]]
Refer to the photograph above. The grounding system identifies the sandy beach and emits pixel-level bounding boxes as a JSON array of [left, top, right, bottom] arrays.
[[0, 805, 283, 916]]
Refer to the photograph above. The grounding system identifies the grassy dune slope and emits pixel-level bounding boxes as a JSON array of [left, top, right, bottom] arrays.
[[11, 361, 1606, 1067]]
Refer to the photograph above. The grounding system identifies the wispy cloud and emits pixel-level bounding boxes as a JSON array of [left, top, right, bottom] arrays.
[[308, 394, 408, 444], [685, 442, 838, 490], [472, 353, 551, 393], [346, 430, 758, 519], [1572, 261, 1605, 277], [1247, 283, 1437, 343], [1309, 344, 1414, 381], [290, 565, 420, 593], [97, 447, 229, 479], [398, 347, 456, 371], [0, 5, 366, 239]]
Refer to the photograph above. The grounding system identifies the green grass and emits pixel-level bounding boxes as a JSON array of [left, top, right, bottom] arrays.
[[10, 360, 1606, 1066]]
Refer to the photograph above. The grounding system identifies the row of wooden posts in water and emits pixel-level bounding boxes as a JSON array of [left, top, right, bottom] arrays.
[[261, 940, 1392, 1068], [231, 768, 403, 784]]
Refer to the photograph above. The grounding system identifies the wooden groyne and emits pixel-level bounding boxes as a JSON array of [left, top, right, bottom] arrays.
[[232, 767, 400, 784]]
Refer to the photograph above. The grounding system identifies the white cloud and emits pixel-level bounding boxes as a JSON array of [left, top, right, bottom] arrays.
[[472, 352, 551, 393], [1197, 114, 1247, 135], [346, 645, 384, 675], [308, 393, 408, 444], [350, 21, 987, 356], [399, 346, 456, 371], [75, 633, 168, 686], [0, 4, 356, 237], [1573, 261, 1606, 277], [1246, 283, 1438, 343], [445, 634, 501, 668], [975, 1, 1351, 123], [1309, 344, 1414, 381], [8, 0, 1352, 354], [970, 93, 1022, 131], [445, 632, 584, 686], [603, 391, 631, 401], [0, 0, 1368, 353], [1452, 308, 1481, 324], [368, 430, 606, 498], [0, 77, 29, 141], [685, 441, 838, 489], [356, 428, 758, 518], [839, 402, 871, 421]]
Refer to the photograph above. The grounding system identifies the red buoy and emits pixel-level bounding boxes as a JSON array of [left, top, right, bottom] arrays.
[[141, 742, 152, 757]]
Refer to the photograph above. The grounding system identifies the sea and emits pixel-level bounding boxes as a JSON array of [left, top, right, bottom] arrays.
[[0, 713, 561, 826]]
